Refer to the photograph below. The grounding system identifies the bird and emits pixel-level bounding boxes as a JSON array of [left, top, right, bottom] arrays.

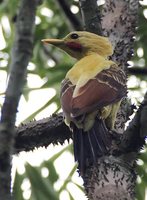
[[42, 31, 126, 174]]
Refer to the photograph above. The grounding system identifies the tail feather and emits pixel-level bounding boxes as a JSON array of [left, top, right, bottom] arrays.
[[87, 132, 96, 163], [92, 128, 104, 153], [73, 128, 85, 172], [79, 130, 84, 172], [71, 118, 111, 174], [99, 119, 111, 148]]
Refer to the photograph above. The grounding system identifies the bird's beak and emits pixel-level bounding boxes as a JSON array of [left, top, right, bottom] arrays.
[[41, 38, 64, 46]]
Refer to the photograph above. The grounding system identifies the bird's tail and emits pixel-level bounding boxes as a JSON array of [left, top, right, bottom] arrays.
[[71, 117, 111, 174]]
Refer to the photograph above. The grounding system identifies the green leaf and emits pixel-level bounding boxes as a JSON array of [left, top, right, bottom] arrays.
[[68, 191, 75, 200], [59, 164, 77, 193], [42, 161, 59, 184], [25, 163, 59, 200], [13, 170, 25, 200]]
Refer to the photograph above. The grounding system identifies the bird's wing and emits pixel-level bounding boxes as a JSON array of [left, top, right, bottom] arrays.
[[61, 65, 126, 118]]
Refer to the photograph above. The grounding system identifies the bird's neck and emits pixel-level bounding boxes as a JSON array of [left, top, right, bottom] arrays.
[[85, 51, 107, 59], [66, 53, 115, 88]]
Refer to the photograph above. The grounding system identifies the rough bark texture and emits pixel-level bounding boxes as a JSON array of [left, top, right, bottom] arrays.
[[102, 0, 137, 69], [121, 91, 147, 152], [0, 0, 39, 198], [79, 0, 139, 199], [84, 157, 136, 200], [102, 0, 138, 133], [14, 113, 71, 154]]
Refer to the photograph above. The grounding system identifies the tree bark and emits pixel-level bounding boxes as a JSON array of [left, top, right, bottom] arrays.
[[0, 0, 40, 198], [79, 0, 140, 199], [14, 113, 71, 154]]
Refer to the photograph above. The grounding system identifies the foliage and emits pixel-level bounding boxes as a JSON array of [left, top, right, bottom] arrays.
[[128, 3, 147, 104], [0, 0, 147, 199], [13, 145, 83, 200]]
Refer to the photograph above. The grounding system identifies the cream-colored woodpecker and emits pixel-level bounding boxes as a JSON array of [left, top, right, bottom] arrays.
[[42, 31, 126, 173]]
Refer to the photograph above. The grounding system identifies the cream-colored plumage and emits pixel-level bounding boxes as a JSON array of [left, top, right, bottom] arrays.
[[42, 31, 126, 129], [66, 53, 115, 97], [42, 31, 126, 173]]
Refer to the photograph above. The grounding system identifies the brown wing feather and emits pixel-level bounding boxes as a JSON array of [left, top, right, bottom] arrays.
[[60, 79, 75, 118], [61, 65, 126, 118]]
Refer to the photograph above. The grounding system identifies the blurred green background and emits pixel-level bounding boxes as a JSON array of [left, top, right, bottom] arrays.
[[0, 0, 147, 199]]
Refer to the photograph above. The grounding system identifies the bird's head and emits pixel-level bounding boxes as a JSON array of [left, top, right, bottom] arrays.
[[42, 31, 113, 60]]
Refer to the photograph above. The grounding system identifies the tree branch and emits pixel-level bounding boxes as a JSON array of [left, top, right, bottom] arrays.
[[14, 113, 71, 154], [120, 91, 147, 152], [78, 0, 139, 199], [128, 67, 147, 75], [79, 0, 102, 35], [56, 0, 82, 30], [0, 0, 40, 198]]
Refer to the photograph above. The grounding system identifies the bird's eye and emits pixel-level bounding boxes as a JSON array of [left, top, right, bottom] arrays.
[[70, 33, 79, 39]]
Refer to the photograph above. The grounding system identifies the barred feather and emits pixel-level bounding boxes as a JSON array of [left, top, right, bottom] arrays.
[[61, 64, 126, 119], [42, 31, 127, 173], [61, 64, 126, 173]]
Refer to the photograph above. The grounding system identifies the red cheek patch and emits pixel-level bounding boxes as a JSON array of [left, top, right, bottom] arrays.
[[66, 42, 82, 51]]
